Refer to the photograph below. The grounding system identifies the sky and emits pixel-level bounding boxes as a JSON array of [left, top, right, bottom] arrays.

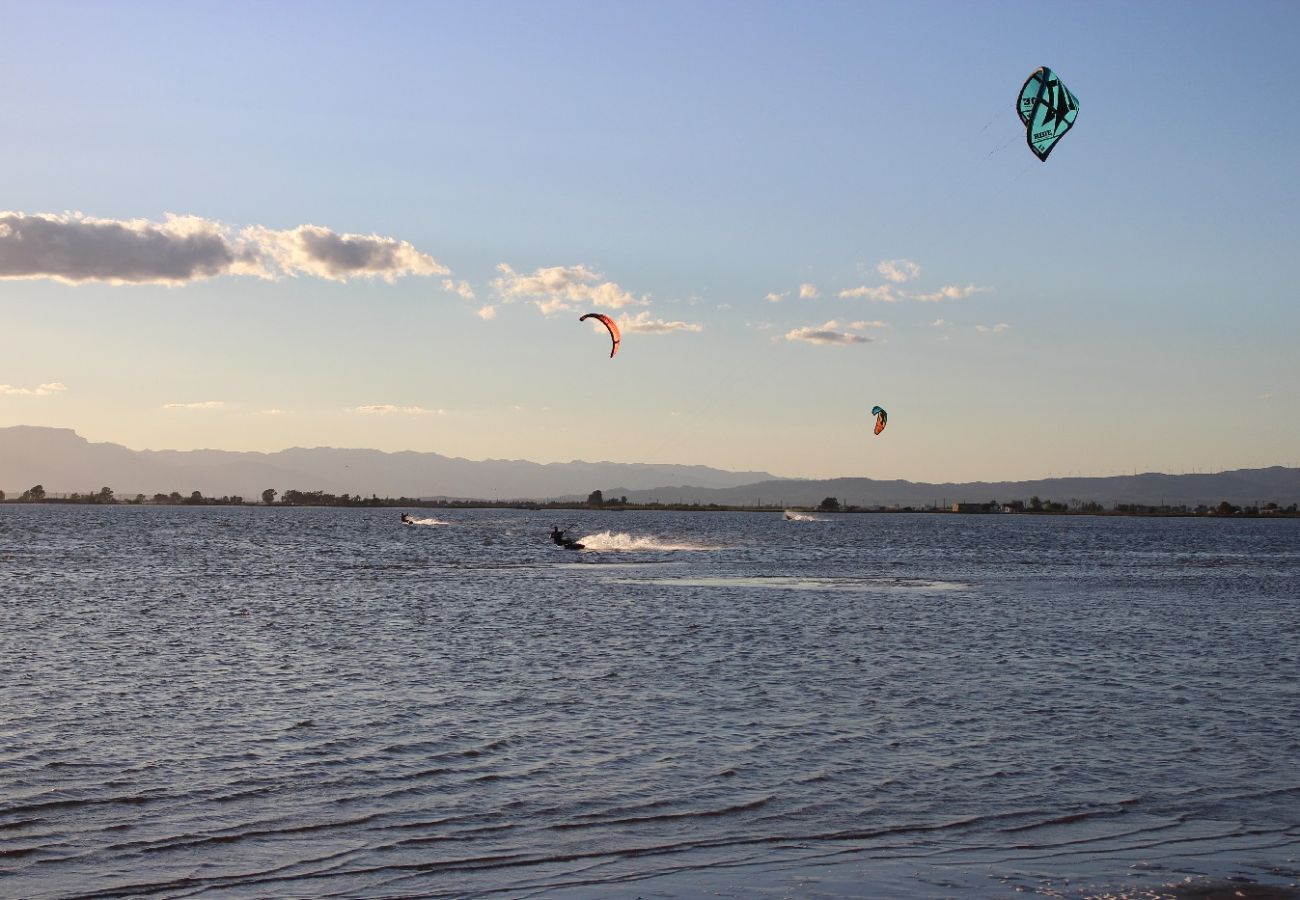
[[2, 0, 1298, 482]]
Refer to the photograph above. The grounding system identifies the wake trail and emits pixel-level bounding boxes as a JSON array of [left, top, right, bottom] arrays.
[[576, 531, 720, 552]]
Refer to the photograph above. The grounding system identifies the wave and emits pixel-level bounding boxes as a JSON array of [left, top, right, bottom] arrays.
[[576, 530, 719, 552], [783, 510, 825, 522]]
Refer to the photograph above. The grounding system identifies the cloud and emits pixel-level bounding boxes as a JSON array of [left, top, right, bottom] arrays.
[[877, 259, 921, 283], [442, 278, 476, 300], [476, 304, 497, 320], [352, 404, 445, 415], [849, 320, 889, 330], [163, 400, 225, 410], [250, 224, 447, 282], [785, 320, 873, 345], [492, 263, 648, 315], [765, 291, 786, 303], [931, 318, 947, 327], [0, 381, 67, 397], [620, 310, 704, 334], [911, 284, 988, 302], [799, 283, 820, 300], [975, 323, 1011, 333], [838, 284, 900, 302], [0, 211, 446, 285], [256, 408, 286, 415]]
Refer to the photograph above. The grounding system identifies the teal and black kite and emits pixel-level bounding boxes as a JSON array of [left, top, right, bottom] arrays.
[[1017, 67, 1079, 162]]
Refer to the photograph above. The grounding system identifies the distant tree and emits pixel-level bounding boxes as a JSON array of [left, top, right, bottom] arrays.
[[587, 489, 604, 507], [168, 491, 183, 504], [818, 496, 841, 513], [262, 488, 277, 505], [0, 489, 5, 501], [21, 484, 46, 501], [1028, 495, 1043, 511], [134, 494, 145, 504], [187, 491, 204, 505], [1215, 500, 1235, 516], [620, 496, 628, 505], [95, 486, 114, 504]]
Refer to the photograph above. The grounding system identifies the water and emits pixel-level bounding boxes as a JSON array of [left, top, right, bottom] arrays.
[[2, 506, 1298, 899]]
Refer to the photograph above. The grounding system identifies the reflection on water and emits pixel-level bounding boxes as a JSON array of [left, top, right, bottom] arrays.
[[1, 507, 1297, 898], [606, 575, 968, 591]]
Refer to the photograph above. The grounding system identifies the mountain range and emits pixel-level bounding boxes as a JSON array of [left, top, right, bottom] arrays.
[[2, 426, 1297, 507], [603, 470, 1300, 509], [0, 427, 776, 499]]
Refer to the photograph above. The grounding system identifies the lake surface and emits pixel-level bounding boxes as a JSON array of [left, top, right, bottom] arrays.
[[2, 507, 1298, 898]]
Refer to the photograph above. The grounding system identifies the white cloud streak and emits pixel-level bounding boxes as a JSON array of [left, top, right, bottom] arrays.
[[163, 400, 225, 410], [975, 323, 1011, 333], [838, 284, 900, 302], [877, 259, 920, 283], [0, 381, 67, 397], [765, 291, 787, 303], [442, 278, 476, 300], [352, 404, 445, 415], [799, 283, 820, 300], [785, 320, 873, 346], [619, 310, 704, 334], [912, 284, 988, 302], [0, 212, 447, 285], [492, 263, 648, 315]]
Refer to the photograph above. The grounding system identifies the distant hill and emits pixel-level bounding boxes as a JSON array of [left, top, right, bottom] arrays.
[[3, 426, 1297, 508], [0, 426, 777, 499], [601, 469, 1300, 509]]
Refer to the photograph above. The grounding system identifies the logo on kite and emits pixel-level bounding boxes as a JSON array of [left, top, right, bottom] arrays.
[[579, 313, 620, 358], [1017, 67, 1079, 162], [871, 405, 887, 435]]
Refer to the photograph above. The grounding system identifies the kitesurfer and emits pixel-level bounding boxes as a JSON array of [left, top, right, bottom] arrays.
[[401, 513, 414, 526], [550, 526, 584, 550]]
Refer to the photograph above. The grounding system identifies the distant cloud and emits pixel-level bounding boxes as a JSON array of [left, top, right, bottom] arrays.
[[163, 400, 225, 410], [975, 323, 1011, 333], [785, 320, 873, 346], [839, 284, 900, 302], [799, 283, 820, 300], [352, 404, 445, 415], [765, 291, 787, 303], [0, 381, 67, 397], [931, 318, 947, 327], [476, 304, 497, 320], [912, 284, 988, 302], [492, 263, 648, 315], [257, 408, 286, 415], [877, 259, 920, 283], [849, 320, 889, 330], [249, 224, 447, 282], [620, 310, 704, 334], [442, 278, 476, 300], [0, 212, 447, 285]]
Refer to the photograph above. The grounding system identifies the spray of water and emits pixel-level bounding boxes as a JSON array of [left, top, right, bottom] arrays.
[[783, 510, 825, 522], [575, 530, 719, 552], [406, 517, 451, 526]]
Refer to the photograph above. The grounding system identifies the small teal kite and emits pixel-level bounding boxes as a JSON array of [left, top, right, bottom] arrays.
[[1018, 67, 1079, 162]]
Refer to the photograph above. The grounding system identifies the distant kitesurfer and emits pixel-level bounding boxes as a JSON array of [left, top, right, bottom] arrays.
[[550, 526, 584, 550], [401, 513, 414, 526]]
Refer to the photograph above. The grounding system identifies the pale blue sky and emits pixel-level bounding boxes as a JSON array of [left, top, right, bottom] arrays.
[[2, 0, 1297, 480]]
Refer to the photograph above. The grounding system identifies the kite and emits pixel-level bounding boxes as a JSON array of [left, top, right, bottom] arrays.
[[1018, 67, 1079, 162], [871, 405, 887, 435], [579, 313, 620, 358]]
